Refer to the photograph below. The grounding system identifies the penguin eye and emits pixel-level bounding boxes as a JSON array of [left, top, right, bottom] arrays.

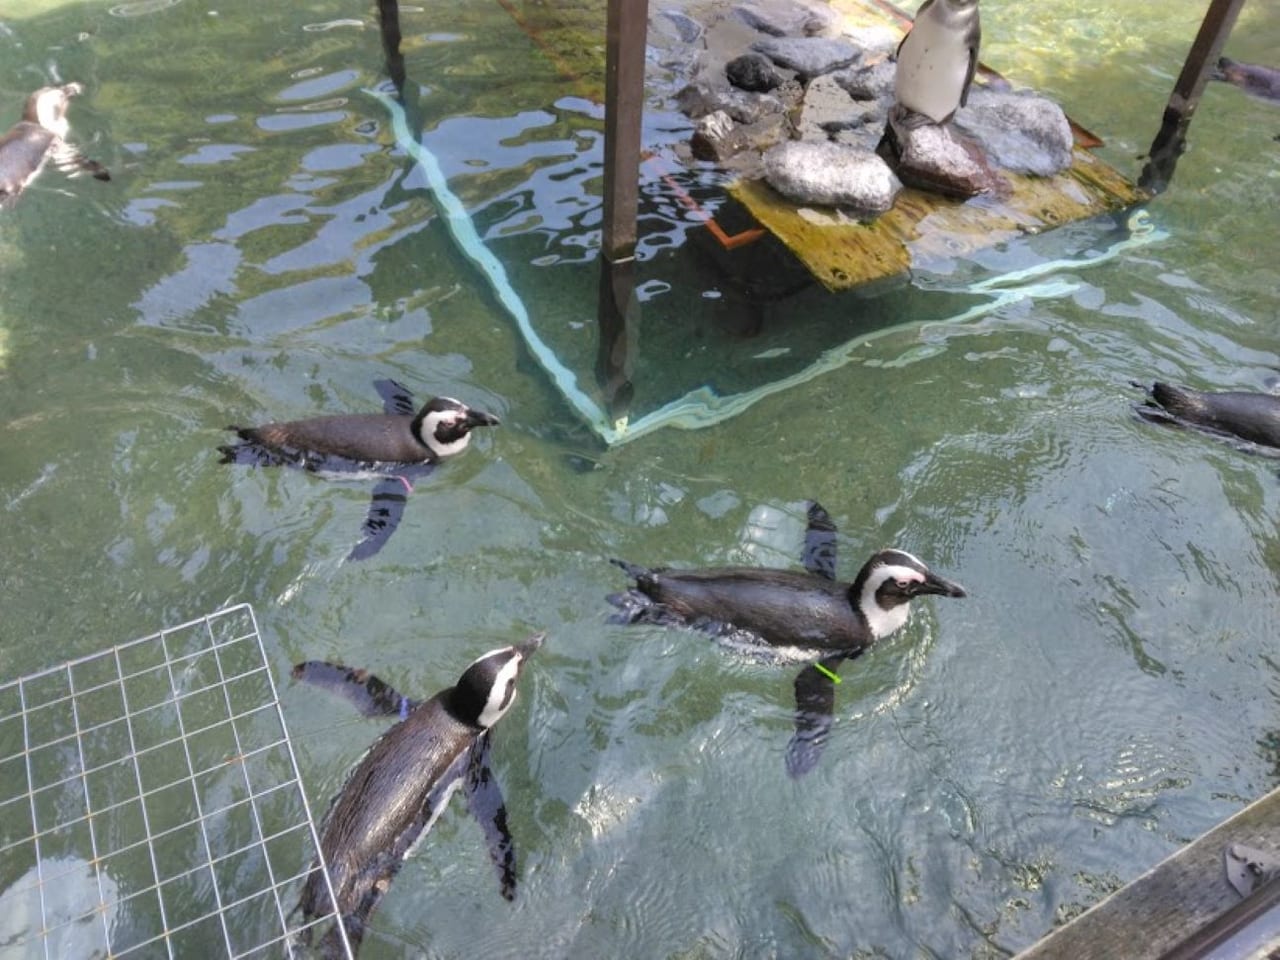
[[895, 579, 910, 590]]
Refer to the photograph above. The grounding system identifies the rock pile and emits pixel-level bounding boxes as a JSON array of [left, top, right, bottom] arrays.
[[668, 1, 1076, 219]]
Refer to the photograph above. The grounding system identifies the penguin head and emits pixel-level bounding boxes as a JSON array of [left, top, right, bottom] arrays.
[[23, 83, 83, 138], [412, 396, 501, 459], [453, 632, 544, 729], [850, 549, 966, 639]]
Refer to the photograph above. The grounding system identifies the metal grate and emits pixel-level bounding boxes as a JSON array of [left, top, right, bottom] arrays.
[[0, 603, 353, 959]]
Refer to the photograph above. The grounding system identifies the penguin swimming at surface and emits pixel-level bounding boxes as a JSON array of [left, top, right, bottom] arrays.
[[218, 379, 499, 560], [1133, 381, 1280, 453], [608, 502, 966, 777], [1212, 57, 1280, 104], [0, 83, 110, 208], [293, 633, 544, 958], [892, 0, 981, 125]]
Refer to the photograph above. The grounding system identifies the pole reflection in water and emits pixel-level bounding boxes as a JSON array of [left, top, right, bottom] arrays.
[[595, 254, 638, 426]]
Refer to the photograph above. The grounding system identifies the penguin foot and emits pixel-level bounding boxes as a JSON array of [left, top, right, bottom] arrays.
[[605, 590, 687, 628]]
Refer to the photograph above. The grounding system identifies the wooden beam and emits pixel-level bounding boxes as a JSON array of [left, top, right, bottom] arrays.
[[1139, 0, 1248, 194], [600, 0, 648, 262]]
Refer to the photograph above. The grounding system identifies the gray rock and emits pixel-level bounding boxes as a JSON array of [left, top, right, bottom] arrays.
[[801, 8, 839, 37], [833, 59, 896, 102], [953, 88, 1074, 176], [763, 141, 902, 215], [751, 37, 860, 80], [879, 107, 1005, 199], [795, 74, 857, 141], [732, 5, 790, 37], [841, 26, 901, 57], [726, 53, 782, 93], [676, 81, 786, 125], [691, 110, 789, 164], [656, 10, 704, 45]]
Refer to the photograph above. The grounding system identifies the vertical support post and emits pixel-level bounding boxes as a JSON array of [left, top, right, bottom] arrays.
[[601, 0, 649, 262], [1139, 0, 1247, 194], [377, 0, 406, 95], [596, 0, 648, 429]]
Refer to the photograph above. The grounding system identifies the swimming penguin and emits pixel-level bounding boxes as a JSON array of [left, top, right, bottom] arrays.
[[218, 379, 499, 560], [294, 633, 544, 958], [608, 502, 966, 776], [893, 0, 981, 125], [1213, 57, 1280, 104], [1133, 381, 1280, 452], [0, 83, 110, 208]]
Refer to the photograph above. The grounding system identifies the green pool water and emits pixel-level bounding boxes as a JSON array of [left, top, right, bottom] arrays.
[[1, 0, 1278, 956]]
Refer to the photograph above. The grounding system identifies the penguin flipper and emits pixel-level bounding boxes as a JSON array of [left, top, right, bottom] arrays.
[[291, 660, 418, 718], [49, 139, 110, 181], [374, 378, 416, 416], [464, 733, 518, 901], [960, 43, 978, 109], [785, 652, 856, 778], [346, 467, 431, 562], [801, 500, 838, 581]]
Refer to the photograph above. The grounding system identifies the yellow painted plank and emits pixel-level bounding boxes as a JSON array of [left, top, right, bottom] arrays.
[[732, 147, 1148, 291]]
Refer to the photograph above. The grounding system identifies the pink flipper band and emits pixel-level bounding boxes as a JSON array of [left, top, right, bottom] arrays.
[[397, 475, 414, 494]]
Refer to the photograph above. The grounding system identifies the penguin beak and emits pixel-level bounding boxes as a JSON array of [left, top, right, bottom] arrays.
[[515, 631, 546, 658], [918, 571, 967, 599], [465, 408, 501, 429]]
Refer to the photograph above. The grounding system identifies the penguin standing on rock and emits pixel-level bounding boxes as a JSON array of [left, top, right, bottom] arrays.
[[0, 83, 110, 208], [293, 633, 544, 958], [218, 379, 500, 560], [608, 502, 966, 776], [892, 0, 982, 126]]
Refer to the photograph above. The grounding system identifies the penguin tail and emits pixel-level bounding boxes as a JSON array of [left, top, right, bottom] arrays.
[[218, 436, 289, 468], [609, 557, 651, 582], [1150, 382, 1207, 419], [606, 590, 690, 629]]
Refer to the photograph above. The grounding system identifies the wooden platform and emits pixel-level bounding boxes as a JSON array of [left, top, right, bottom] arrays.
[[1016, 787, 1280, 959], [727, 0, 1148, 291]]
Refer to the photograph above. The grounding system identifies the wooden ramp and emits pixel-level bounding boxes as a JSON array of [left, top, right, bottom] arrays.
[[1016, 787, 1280, 959]]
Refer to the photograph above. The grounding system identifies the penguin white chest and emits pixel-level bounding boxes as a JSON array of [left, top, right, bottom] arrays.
[[895, 12, 976, 123]]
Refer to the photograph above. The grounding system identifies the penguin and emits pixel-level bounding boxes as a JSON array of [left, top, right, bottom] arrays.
[[293, 633, 544, 958], [1133, 381, 1280, 452], [608, 502, 966, 777], [0, 83, 110, 208], [892, 0, 982, 125], [1213, 57, 1280, 104], [218, 379, 499, 560]]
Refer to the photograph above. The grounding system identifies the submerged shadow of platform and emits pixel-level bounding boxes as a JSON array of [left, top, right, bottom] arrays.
[[381, 0, 1161, 446]]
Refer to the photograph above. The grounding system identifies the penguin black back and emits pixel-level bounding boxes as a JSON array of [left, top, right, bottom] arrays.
[[222, 395, 500, 468], [1135, 381, 1280, 451], [296, 634, 542, 957]]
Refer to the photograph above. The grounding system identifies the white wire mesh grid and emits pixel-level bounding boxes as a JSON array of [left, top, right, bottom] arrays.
[[0, 603, 353, 959]]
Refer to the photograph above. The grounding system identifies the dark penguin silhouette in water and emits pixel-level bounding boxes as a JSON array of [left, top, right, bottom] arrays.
[[1212, 57, 1280, 104], [0, 83, 110, 208], [1133, 381, 1280, 454], [218, 380, 499, 560], [293, 633, 543, 957], [608, 502, 966, 777]]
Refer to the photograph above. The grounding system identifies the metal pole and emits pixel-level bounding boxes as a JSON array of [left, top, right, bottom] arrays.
[[1139, 0, 1247, 194], [601, 0, 648, 262]]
